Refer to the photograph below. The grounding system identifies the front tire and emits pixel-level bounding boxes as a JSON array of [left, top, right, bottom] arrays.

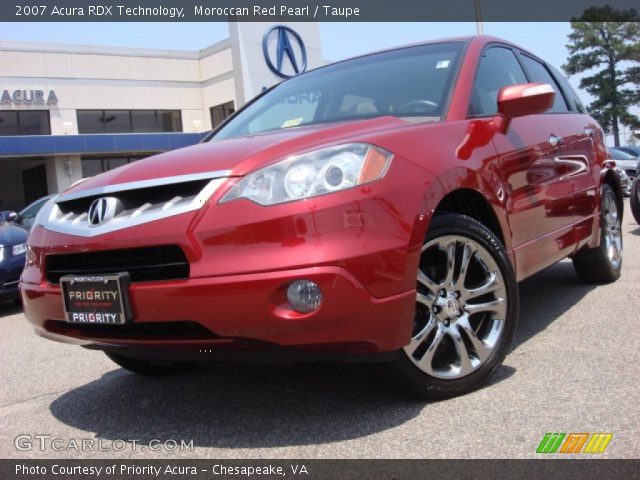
[[631, 176, 640, 225], [105, 352, 197, 376], [572, 183, 622, 283], [382, 214, 519, 400]]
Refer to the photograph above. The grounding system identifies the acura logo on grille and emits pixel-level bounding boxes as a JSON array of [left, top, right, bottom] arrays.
[[88, 197, 120, 226]]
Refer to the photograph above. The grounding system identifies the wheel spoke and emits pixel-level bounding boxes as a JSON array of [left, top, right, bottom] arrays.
[[448, 325, 474, 376], [454, 242, 476, 290], [441, 239, 457, 289], [417, 269, 440, 294], [462, 272, 502, 301], [466, 297, 505, 316], [416, 291, 434, 307], [404, 317, 437, 357], [457, 315, 492, 362], [416, 324, 445, 373]]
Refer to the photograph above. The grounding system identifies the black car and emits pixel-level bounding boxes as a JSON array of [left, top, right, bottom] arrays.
[[0, 223, 28, 302]]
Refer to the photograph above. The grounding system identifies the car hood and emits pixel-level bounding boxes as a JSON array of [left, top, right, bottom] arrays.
[[62, 116, 412, 196], [0, 223, 28, 247]]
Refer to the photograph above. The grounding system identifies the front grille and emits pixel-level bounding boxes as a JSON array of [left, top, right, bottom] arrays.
[[45, 245, 189, 284], [45, 320, 215, 340], [55, 179, 210, 219]]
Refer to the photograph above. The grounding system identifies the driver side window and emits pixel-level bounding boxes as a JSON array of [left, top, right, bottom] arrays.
[[469, 47, 528, 117]]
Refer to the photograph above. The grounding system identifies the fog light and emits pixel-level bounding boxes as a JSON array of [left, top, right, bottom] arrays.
[[287, 280, 323, 313]]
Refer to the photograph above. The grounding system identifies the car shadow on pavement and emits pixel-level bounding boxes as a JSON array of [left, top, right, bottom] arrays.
[[512, 260, 595, 350], [628, 226, 640, 236], [46, 265, 593, 449], [49, 362, 432, 448]]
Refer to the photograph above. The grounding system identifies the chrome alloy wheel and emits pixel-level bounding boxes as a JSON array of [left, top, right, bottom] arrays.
[[404, 235, 507, 379], [603, 189, 622, 270]]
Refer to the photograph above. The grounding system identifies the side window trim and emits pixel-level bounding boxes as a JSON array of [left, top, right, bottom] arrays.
[[547, 65, 586, 114], [466, 43, 525, 119], [515, 50, 570, 113]]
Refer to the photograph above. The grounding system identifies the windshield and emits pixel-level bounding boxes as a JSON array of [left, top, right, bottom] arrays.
[[212, 42, 464, 141]]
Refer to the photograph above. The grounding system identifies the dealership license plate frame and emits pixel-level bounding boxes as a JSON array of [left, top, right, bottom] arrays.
[[60, 273, 133, 324]]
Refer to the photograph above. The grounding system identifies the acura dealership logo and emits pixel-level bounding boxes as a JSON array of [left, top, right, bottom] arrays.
[[88, 197, 120, 226], [262, 25, 307, 78]]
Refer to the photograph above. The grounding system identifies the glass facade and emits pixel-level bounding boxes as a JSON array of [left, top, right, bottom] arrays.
[[81, 156, 145, 178], [77, 110, 182, 134], [0, 110, 51, 135], [210, 101, 235, 129]]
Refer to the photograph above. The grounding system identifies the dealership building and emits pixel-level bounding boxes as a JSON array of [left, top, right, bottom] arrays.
[[0, 22, 324, 211]]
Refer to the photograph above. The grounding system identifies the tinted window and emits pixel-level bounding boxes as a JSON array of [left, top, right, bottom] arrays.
[[81, 156, 145, 178], [19, 197, 49, 221], [0, 110, 50, 136], [469, 47, 528, 117], [549, 65, 586, 114], [210, 101, 235, 129], [519, 55, 568, 113], [77, 110, 182, 133], [213, 42, 464, 141]]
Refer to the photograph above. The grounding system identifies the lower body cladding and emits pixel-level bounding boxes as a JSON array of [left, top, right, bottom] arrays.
[[22, 265, 415, 361]]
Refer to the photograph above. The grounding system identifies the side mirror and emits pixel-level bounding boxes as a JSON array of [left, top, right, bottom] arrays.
[[6, 212, 18, 222], [492, 83, 555, 133]]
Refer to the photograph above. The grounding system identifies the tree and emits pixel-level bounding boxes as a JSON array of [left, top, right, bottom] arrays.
[[563, 6, 640, 146]]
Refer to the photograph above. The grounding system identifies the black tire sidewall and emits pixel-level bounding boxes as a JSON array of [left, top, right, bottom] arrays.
[[631, 177, 640, 225]]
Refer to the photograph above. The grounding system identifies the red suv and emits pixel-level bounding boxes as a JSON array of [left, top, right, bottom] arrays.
[[21, 36, 623, 399]]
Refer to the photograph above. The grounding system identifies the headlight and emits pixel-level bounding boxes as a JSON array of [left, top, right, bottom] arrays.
[[12, 243, 27, 256], [220, 143, 393, 205]]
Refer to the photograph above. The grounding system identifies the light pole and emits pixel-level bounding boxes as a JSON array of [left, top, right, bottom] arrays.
[[475, 0, 484, 35]]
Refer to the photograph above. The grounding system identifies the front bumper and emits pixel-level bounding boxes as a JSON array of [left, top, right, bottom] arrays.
[[22, 265, 415, 355], [21, 157, 433, 357]]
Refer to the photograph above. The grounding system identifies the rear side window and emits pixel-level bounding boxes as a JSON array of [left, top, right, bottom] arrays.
[[548, 65, 587, 114], [519, 54, 569, 113], [469, 47, 528, 117]]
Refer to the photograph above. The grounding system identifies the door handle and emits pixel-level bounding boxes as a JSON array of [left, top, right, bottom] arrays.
[[549, 134, 563, 148]]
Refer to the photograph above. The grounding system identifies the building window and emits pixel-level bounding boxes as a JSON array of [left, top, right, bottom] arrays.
[[0, 110, 51, 136], [77, 110, 182, 134], [81, 156, 145, 178], [210, 101, 235, 129]]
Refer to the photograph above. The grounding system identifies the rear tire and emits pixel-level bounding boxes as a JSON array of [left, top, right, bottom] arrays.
[[381, 214, 519, 400], [631, 176, 640, 225], [105, 352, 197, 376], [573, 183, 622, 284]]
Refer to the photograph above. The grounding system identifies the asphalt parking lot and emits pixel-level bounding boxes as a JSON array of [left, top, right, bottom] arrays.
[[1, 201, 638, 460]]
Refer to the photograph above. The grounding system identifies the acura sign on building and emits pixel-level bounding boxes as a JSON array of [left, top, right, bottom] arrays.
[[0, 22, 325, 211]]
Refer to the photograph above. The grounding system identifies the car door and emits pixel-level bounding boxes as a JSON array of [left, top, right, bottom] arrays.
[[518, 54, 600, 250], [469, 45, 575, 280]]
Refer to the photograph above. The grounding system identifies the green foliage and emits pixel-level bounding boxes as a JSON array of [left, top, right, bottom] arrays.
[[562, 6, 640, 146]]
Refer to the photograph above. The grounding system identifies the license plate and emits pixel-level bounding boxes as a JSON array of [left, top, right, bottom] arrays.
[[60, 273, 132, 324]]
